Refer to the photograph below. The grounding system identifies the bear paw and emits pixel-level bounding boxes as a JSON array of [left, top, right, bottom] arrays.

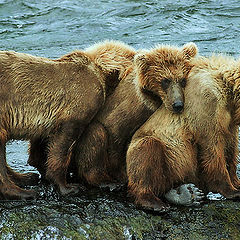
[[1, 187, 37, 200], [137, 196, 170, 213], [164, 183, 205, 206], [59, 183, 80, 196]]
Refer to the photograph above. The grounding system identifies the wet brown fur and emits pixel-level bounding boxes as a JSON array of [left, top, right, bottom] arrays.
[[127, 54, 240, 211], [0, 40, 135, 199], [69, 43, 198, 187]]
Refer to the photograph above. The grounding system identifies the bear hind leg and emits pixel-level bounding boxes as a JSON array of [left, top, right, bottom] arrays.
[[127, 136, 171, 212], [0, 140, 37, 200], [72, 121, 113, 186], [224, 131, 240, 189], [199, 138, 240, 199], [46, 120, 85, 196], [28, 137, 49, 179]]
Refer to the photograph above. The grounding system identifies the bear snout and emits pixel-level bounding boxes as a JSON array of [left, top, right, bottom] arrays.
[[172, 100, 184, 113]]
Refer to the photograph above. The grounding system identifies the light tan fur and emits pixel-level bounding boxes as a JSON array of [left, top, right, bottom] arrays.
[[127, 54, 240, 211], [68, 43, 198, 189], [134, 42, 198, 112], [85, 40, 136, 79], [186, 55, 240, 195], [0, 40, 136, 200]]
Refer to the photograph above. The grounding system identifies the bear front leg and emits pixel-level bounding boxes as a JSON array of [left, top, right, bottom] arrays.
[[28, 138, 49, 179], [46, 120, 84, 196], [0, 140, 37, 200], [224, 129, 240, 189], [126, 136, 170, 213], [199, 138, 240, 199], [72, 121, 113, 186]]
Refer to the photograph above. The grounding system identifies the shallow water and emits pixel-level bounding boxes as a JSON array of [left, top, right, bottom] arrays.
[[1, 0, 240, 239]]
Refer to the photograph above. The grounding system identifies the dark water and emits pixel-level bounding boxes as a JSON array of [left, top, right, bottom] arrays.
[[1, 0, 240, 239]]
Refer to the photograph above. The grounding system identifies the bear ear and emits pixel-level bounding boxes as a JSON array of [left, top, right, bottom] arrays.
[[134, 50, 150, 73], [181, 42, 198, 59]]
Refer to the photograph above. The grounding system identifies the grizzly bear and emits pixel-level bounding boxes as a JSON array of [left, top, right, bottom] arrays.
[[65, 42, 198, 188], [0, 40, 135, 200], [27, 40, 136, 178], [126, 54, 240, 212]]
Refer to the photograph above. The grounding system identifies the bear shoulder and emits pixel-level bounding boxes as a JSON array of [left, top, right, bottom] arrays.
[[55, 50, 92, 65]]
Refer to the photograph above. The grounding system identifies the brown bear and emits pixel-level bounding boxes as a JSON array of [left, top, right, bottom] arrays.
[[126, 54, 240, 212], [27, 40, 136, 179], [0, 40, 135, 200], [66, 42, 198, 187]]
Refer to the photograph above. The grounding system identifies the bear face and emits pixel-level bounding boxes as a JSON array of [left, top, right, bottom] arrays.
[[126, 53, 240, 212], [134, 42, 198, 113], [65, 43, 198, 188]]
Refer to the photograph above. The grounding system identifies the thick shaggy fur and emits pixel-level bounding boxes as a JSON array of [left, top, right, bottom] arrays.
[[0, 40, 135, 200], [126, 54, 240, 211], [28, 40, 136, 178], [69, 43, 198, 186]]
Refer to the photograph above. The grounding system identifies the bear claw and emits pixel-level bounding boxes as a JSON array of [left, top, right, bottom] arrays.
[[165, 183, 205, 206]]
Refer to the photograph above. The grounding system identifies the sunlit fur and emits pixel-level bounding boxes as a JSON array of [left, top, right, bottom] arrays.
[[67, 43, 198, 188], [134, 42, 198, 112], [28, 42, 198, 192], [85, 40, 136, 80], [0, 40, 136, 200], [127, 54, 240, 210], [185, 55, 240, 196]]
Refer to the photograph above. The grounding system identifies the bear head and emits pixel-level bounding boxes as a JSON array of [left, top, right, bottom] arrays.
[[134, 42, 198, 113]]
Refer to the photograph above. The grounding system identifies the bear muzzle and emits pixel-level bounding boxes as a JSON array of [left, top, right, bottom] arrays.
[[172, 100, 184, 113]]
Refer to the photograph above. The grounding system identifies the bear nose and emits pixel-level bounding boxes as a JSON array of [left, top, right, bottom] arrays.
[[172, 101, 184, 113]]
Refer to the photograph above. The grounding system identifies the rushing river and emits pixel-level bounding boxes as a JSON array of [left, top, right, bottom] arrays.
[[1, 0, 240, 239]]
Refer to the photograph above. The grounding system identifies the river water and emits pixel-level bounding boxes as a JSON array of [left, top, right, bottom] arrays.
[[1, 0, 240, 239]]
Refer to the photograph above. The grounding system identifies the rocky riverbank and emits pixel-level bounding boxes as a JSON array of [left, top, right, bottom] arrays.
[[0, 184, 239, 240]]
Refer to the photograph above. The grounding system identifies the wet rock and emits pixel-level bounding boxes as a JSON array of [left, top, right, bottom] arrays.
[[0, 184, 239, 239]]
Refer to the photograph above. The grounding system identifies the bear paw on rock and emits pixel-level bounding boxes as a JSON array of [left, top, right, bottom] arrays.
[[165, 183, 205, 206]]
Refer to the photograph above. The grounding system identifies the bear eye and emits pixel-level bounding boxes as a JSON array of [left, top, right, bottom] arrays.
[[161, 78, 171, 90], [180, 78, 187, 88]]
